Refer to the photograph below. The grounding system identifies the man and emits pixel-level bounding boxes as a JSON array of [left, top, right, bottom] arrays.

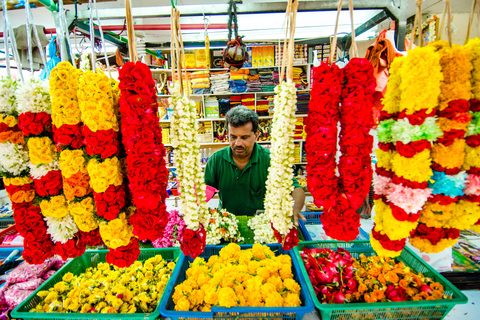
[[204, 106, 306, 226]]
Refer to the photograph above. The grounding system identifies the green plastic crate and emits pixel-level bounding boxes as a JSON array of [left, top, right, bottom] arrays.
[[211, 215, 304, 246], [11, 248, 183, 320], [293, 241, 468, 320]]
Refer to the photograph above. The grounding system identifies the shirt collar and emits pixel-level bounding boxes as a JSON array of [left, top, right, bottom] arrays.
[[224, 143, 259, 165]]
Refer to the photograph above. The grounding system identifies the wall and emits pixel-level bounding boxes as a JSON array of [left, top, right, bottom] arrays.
[[435, 12, 479, 44]]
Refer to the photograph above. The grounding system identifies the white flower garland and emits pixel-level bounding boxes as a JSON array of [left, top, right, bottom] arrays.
[[0, 76, 17, 114], [264, 79, 297, 235], [79, 52, 91, 72], [247, 212, 276, 244], [205, 209, 244, 245], [0, 142, 30, 175], [169, 82, 209, 230], [44, 214, 79, 243], [29, 161, 60, 179], [15, 78, 51, 114]]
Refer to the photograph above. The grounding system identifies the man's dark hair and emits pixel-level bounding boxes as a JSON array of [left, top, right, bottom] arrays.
[[225, 106, 259, 133]]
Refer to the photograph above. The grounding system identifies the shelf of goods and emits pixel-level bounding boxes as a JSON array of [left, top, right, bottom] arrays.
[[160, 243, 314, 320], [12, 248, 183, 320], [293, 241, 468, 320]]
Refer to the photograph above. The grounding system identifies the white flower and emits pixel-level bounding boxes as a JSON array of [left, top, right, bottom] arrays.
[[0, 76, 17, 114], [29, 160, 60, 179], [247, 212, 276, 244], [264, 80, 296, 235], [0, 142, 29, 175], [15, 78, 51, 114], [79, 53, 91, 72], [45, 214, 79, 243], [170, 82, 209, 230], [205, 209, 244, 245]]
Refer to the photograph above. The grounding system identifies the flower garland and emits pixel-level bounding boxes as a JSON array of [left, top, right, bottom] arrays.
[[264, 79, 298, 249], [119, 61, 169, 251], [169, 82, 208, 257], [247, 211, 277, 244], [307, 59, 375, 242], [464, 39, 480, 231], [0, 77, 23, 145], [372, 47, 443, 256], [98, 211, 134, 249], [205, 209, 244, 245], [153, 210, 186, 248], [409, 223, 459, 253]]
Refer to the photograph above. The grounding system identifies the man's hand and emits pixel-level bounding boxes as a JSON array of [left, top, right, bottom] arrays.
[[293, 208, 306, 227]]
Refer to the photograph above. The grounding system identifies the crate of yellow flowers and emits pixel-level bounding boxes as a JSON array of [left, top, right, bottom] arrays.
[[160, 243, 314, 320], [12, 248, 183, 320]]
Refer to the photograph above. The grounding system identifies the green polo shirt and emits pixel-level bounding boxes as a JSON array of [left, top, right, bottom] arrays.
[[204, 143, 301, 216]]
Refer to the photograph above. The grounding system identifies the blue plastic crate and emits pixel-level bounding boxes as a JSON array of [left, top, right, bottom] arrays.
[[160, 243, 314, 320], [0, 247, 23, 259], [298, 212, 369, 241]]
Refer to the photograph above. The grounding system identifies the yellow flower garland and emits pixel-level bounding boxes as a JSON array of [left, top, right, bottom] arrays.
[[3, 176, 33, 186], [419, 202, 454, 228], [381, 57, 404, 114], [27, 137, 57, 165], [40, 195, 69, 219], [0, 115, 17, 127], [431, 139, 466, 169], [409, 237, 458, 254], [370, 236, 402, 258], [471, 224, 480, 233], [429, 41, 473, 110], [376, 149, 396, 171], [58, 149, 88, 179], [466, 38, 480, 99], [78, 71, 119, 132], [391, 149, 432, 183], [99, 211, 134, 249], [68, 197, 98, 232], [463, 145, 480, 171], [445, 200, 480, 230], [87, 157, 123, 193], [399, 47, 443, 114], [373, 199, 417, 240], [50, 62, 83, 128]]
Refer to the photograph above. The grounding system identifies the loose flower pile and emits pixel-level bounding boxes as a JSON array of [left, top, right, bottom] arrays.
[[30, 255, 176, 314], [247, 211, 277, 244], [153, 210, 186, 248], [172, 243, 302, 311], [205, 209, 244, 245]]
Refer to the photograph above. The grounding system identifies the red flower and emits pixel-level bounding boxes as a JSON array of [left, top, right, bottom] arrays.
[[18, 112, 52, 136], [378, 142, 395, 152], [181, 225, 206, 258], [391, 173, 429, 189], [410, 223, 460, 245], [440, 100, 470, 118], [271, 223, 299, 251], [33, 170, 63, 197], [470, 99, 480, 112], [386, 285, 408, 302], [129, 209, 167, 241], [428, 194, 458, 205], [79, 228, 104, 247], [106, 237, 141, 268], [94, 185, 126, 220], [320, 195, 361, 241], [54, 234, 87, 261], [371, 226, 406, 251], [83, 126, 119, 158], [438, 129, 466, 146], [53, 124, 84, 150], [431, 162, 462, 175], [23, 238, 55, 265], [388, 202, 421, 222], [398, 109, 436, 125], [395, 140, 431, 158], [466, 134, 480, 148]]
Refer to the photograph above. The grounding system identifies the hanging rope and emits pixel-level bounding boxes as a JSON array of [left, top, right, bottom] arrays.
[[24, 2, 34, 73], [125, 0, 138, 63], [348, 0, 358, 58], [2, 0, 24, 80], [58, 0, 75, 65], [227, 0, 239, 41], [93, 0, 111, 78], [170, 6, 187, 96], [409, 0, 424, 50], [2, 0, 11, 77], [88, 0, 96, 72], [25, 3, 47, 69], [329, 0, 343, 65], [279, 0, 298, 82]]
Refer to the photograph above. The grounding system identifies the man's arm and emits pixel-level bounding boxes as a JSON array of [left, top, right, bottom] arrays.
[[292, 187, 306, 227]]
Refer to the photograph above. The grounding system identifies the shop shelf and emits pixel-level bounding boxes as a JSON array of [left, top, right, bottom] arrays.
[[12, 247, 184, 320], [160, 243, 314, 320], [298, 212, 369, 241], [293, 240, 468, 320]]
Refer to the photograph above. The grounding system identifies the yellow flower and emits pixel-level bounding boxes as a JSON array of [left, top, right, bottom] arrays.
[[99, 212, 133, 249], [410, 236, 458, 253], [174, 297, 190, 311], [370, 235, 402, 258], [28, 137, 56, 165], [463, 145, 480, 171], [466, 38, 480, 99], [391, 149, 432, 183], [218, 287, 237, 308], [264, 291, 283, 307], [3, 176, 32, 186], [40, 195, 68, 218], [382, 56, 404, 114], [445, 200, 480, 230], [431, 139, 466, 169], [3, 115, 17, 127], [87, 157, 123, 193], [419, 202, 454, 228]]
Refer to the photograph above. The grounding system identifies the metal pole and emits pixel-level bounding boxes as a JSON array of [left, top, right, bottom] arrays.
[[93, 0, 111, 78], [26, 2, 47, 68], [6, 14, 24, 80], [2, 0, 11, 77], [24, 1, 35, 73]]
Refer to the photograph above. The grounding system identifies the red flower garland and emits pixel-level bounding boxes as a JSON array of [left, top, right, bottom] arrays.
[[272, 223, 298, 251], [18, 112, 52, 136], [306, 59, 375, 241], [371, 227, 406, 252], [106, 237, 141, 268], [80, 228, 104, 247], [83, 126, 120, 159], [119, 61, 169, 241], [181, 226, 206, 259], [52, 124, 84, 150], [33, 170, 63, 197], [93, 184, 126, 220], [54, 234, 87, 261], [410, 223, 460, 245]]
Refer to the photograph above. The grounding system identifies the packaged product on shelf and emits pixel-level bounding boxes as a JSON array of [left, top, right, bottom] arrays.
[[184, 53, 196, 69], [195, 49, 209, 69], [258, 119, 272, 141]]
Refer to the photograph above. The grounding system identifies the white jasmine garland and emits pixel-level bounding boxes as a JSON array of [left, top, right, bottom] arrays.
[[169, 82, 209, 230], [205, 209, 244, 245], [247, 212, 276, 244], [264, 79, 297, 235], [44, 214, 79, 243], [29, 160, 60, 179], [0, 76, 17, 114], [79, 52, 91, 72], [0, 142, 30, 175], [15, 78, 51, 114]]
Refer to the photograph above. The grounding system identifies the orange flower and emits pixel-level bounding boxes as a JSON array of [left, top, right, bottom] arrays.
[[378, 273, 386, 286], [412, 275, 423, 287], [223, 212, 228, 217], [0, 131, 13, 143], [384, 271, 399, 284], [430, 282, 443, 292], [399, 279, 409, 289], [367, 267, 381, 277], [358, 283, 368, 293], [364, 293, 377, 303], [10, 131, 25, 145], [372, 289, 385, 301], [411, 295, 423, 301]]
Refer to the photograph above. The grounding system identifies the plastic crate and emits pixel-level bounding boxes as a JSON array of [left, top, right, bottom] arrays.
[[12, 248, 184, 320], [298, 212, 369, 241], [293, 241, 468, 320], [0, 224, 18, 246], [206, 215, 305, 248], [0, 217, 15, 228], [160, 243, 315, 320]]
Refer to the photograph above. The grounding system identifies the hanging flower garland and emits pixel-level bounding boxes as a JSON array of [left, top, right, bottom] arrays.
[[153, 210, 186, 248], [464, 38, 480, 233], [0, 77, 23, 145], [170, 82, 208, 257], [307, 59, 375, 242], [372, 47, 443, 257], [409, 223, 459, 253], [205, 209, 244, 245], [264, 79, 299, 249], [118, 61, 168, 261]]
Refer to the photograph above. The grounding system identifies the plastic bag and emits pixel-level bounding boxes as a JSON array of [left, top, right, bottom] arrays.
[[7, 256, 58, 285], [41, 270, 56, 280], [8, 278, 43, 291], [4, 289, 34, 307]]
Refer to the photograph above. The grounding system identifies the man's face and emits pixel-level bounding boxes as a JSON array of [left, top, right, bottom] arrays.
[[228, 122, 259, 159]]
